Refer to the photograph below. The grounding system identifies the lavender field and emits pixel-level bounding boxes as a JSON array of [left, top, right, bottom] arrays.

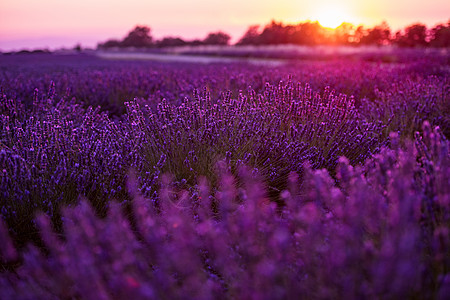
[[0, 52, 449, 299]]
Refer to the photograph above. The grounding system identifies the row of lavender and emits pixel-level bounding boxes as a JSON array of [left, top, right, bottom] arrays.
[[0, 54, 449, 297], [1, 54, 447, 114], [1, 124, 448, 298]]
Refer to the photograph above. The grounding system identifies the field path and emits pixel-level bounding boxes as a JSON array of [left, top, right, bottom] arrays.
[[96, 51, 287, 66]]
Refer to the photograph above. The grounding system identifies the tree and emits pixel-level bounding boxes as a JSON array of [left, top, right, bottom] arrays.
[[395, 23, 428, 47], [429, 21, 450, 47], [360, 22, 391, 46], [237, 25, 260, 45], [296, 21, 325, 45], [405, 23, 428, 46], [73, 44, 82, 52], [203, 31, 231, 45], [121, 25, 153, 48], [333, 22, 354, 45], [351, 26, 367, 45], [258, 21, 289, 44]]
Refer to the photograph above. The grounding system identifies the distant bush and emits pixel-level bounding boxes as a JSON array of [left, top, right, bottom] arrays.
[[156, 37, 187, 48]]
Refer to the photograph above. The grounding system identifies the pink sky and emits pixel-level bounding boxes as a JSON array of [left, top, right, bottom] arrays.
[[0, 0, 449, 51]]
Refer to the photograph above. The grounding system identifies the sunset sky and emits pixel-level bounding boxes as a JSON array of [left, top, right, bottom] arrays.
[[0, 0, 449, 51]]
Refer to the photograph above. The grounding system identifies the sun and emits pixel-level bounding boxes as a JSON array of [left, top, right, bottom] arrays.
[[311, 3, 354, 29]]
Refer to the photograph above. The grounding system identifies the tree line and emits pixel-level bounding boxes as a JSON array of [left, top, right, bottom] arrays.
[[236, 20, 449, 47], [98, 20, 450, 49], [98, 26, 231, 49]]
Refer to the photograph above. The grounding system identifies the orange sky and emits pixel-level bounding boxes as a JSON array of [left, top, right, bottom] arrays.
[[0, 0, 449, 50]]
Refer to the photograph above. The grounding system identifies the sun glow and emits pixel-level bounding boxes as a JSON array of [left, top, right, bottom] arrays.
[[311, 3, 355, 29]]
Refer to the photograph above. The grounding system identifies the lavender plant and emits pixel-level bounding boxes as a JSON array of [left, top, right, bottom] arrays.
[[360, 76, 449, 140], [123, 80, 386, 204]]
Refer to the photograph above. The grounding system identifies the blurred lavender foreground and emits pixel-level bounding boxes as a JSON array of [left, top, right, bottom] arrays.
[[0, 52, 449, 298]]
